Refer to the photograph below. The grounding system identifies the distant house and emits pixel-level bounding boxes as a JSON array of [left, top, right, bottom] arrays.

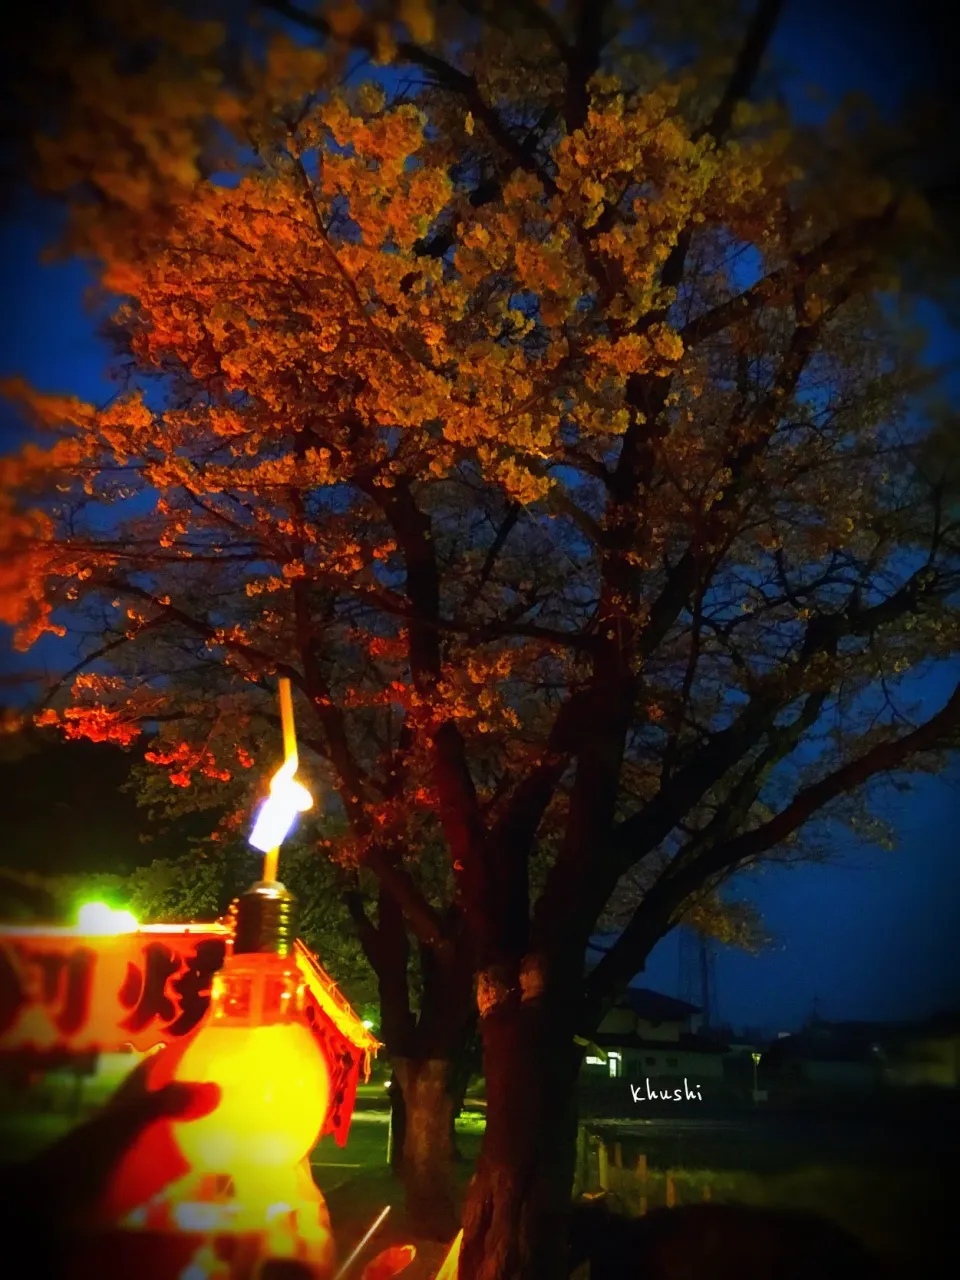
[[761, 1021, 886, 1090], [761, 1014, 960, 1092], [883, 1013, 960, 1088], [587, 987, 728, 1081]]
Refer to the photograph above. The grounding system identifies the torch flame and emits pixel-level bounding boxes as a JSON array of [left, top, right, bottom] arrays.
[[249, 754, 313, 854]]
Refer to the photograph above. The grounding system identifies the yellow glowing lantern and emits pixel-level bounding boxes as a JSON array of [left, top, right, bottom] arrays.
[[169, 933, 331, 1218], [145, 678, 335, 1270]]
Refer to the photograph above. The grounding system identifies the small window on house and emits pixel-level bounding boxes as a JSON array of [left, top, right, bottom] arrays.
[[666, 1057, 678, 1068]]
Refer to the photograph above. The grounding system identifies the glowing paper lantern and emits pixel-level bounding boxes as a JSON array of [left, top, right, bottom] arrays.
[[170, 950, 330, 1210], [100, 679, 340, 1274], [142, 882, 338, 1271]]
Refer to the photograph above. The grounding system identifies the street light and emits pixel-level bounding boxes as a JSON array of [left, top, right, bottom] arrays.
[[751, 1050, 762, 1098]]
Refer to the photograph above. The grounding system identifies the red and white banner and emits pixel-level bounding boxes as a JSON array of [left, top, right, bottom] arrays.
[[0, 925, 376, 1147]]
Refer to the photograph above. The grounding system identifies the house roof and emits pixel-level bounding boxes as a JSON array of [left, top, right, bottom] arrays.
[[594, 1031, 729, 1054], [295, 939, 380, 1057], [763, 1031, 880, 1065], [762, 1013, 960, 1066], [896, 1011, 960, 1040], [618, 987, 700, 1022]]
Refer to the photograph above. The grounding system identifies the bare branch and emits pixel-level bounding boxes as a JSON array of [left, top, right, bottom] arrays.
[[698, 0, 786, 143], [583, 682, 960, 1014]]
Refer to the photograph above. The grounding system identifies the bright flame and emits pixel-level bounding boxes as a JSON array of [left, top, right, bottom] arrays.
[[248, 757, 313, 853], [76, 902, 138, 934], [433, 1231, 463, 1280]]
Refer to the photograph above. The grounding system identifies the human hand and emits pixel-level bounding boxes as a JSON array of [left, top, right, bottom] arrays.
[[0, 1069, 219, 1238]]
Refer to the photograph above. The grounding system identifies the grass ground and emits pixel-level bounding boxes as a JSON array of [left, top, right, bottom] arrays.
[[593, 1160, 955, 1277], [0, 1081, 484, 1280], [2, 1080, 955, 1277], [314, 1114, 484, 1280]]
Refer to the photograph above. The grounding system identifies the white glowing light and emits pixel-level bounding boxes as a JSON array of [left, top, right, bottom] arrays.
[[76, 902, 139, 934], [248, 758, 313, 853]]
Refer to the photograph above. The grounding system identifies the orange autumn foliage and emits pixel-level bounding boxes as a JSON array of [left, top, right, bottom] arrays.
[[1, 0, 957, 1049]]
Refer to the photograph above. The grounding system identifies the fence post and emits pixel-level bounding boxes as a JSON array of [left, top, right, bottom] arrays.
[[597, 1139, 609, 1192], [636, 1152, 647, 1216], [574, 1124, 587, 1196], [665, 1172, 676, 1208]]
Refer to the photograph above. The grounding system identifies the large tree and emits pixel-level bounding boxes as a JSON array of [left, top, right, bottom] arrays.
[[3, 0, 960, 1274]]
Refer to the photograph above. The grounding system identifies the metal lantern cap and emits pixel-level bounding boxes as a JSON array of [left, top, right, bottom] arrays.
[[232, 881, 298, 957]]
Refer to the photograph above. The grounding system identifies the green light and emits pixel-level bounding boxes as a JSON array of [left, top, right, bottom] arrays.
[[76, 901, 139, 934]]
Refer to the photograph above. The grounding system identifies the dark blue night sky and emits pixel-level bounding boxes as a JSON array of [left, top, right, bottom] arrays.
[[2, 2, 958, 1032]]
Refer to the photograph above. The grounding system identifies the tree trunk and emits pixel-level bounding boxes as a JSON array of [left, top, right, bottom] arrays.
[[459, 997, 583, 1280], [386, 1069, 406, 1175], [448, 1030, 479, 1161], [391, 1056, 460, 1239], [350, 872, 474, 1239]]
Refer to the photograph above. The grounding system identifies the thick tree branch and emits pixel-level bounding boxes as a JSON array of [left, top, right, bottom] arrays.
[[513, 0, 571, 57], [461, 503, 522, 612], [667, 686, 830, 874], [358, 475, 492, 941], [263, 0, 557, 194], [374, 877, 418, 1054], [679, 203, 901, 352], [698, 0, 786, 143], [105, 577, 373, 816], [344, 882, 382, 973], [608, 0, 787, 507], [611, 562, 947, 873], [634, 302, 834, 660], [565, 1, 609, 133], [35, 621, 163, 712], [583, 680, 960, 1013], [709, 683, 960, 867], [492, 690, 594, 858], [364, 842, 447, 950]]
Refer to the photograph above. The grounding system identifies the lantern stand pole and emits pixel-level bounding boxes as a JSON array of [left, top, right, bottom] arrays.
[[262, 676, 298, 884]]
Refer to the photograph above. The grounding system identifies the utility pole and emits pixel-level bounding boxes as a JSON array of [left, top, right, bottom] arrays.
[[699, 936, 712, 1029]]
